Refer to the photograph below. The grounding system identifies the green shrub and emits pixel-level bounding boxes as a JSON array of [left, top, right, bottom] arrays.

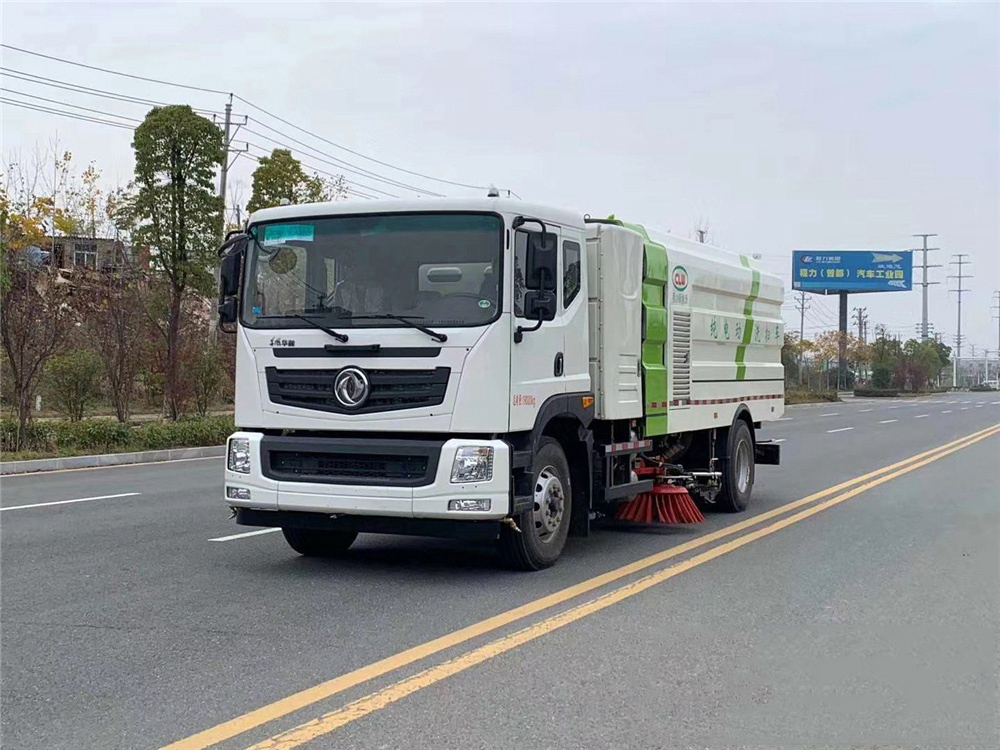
[[0, 415, 234, 456], [871, 364, 894, 389], [853, 388, 899, 397], [45, 350, 103, 421], [785, 389, 839, 404], [970, 383, 996, 392]]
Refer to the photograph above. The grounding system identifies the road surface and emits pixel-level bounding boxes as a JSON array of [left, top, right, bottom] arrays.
[[2, 394, 998, 749]]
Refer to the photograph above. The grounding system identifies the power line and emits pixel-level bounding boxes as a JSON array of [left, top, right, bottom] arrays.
[[0, 97, 135, 130], [237, 102, 488, 191], [243, 124, 440, 196], [245, 142, 388, 200], [1, 88, 142, 123], [1, 44, 229, 96], [0, 67, 222, 115], [2, 44, 489, 193]]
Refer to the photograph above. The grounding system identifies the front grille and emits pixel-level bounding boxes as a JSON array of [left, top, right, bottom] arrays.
[[265, 367, 449, 414], [261, 436, 444, 486], [269, 451, 428, 482]]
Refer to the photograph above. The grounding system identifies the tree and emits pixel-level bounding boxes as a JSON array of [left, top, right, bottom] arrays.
[[246, 149, 346, 214], [131, 105, 224, 419], [185, 340, 226, 417], [79, 270, 148, 422], [900, 339, 943, 392], [1, 155, 75, 446], [45, 349, 102, 421]]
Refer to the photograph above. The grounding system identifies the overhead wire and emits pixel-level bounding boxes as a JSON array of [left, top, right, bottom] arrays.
[[0, 97, 135, 130], [244, 119, 443, 196], [2, 44, 489, 194], [1, 87, 142, 123], [0, 67, 222, 116], [0, 44, 229, 95], [244, 142, 385, 200], [236, 100, 488, 191]]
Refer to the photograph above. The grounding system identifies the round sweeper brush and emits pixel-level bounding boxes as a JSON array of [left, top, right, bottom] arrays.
[[615, 483, 706, 525]]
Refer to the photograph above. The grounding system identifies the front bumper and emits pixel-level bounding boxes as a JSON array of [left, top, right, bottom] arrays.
[[223, 432, 511, 520]]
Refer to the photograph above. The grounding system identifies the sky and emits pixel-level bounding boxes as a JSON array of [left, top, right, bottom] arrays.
[[2, 1, 998, 353]]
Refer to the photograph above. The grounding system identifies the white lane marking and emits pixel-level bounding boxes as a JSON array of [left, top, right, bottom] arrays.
[[771, 438, 787, 443], [826, 427, 855, 433], [914, 414, 929, 419], [942, 410, 953, 414], [820, 412, 840, 417], [0, 492, 141, 512], [961, 407, 970, 411], [775, 417, 793, 421], [879, 419, 898, 424], [992, 401, 1000, 405], [209, 528, 282, 542], [859, 408, 873, 413]]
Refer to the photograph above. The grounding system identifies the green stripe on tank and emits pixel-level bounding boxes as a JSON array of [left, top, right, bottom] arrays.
[[735, 255, 760, 381], [622, 221, 670, 437]]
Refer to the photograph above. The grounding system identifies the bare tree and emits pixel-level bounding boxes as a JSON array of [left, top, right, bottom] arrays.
[[0, 269, 73, 446], [78, 268, 148, 422]]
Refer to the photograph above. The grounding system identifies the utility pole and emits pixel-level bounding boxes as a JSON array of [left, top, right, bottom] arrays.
[[852, 306, 868, 343], [838, 291, 849, 391], [911, 234, 940, 341], [948, 254, 972, 361], [50, 132, 58, 269], [795, 290, 810, 385], [216, 94, 249, 241], [218, 95, 233, 242]]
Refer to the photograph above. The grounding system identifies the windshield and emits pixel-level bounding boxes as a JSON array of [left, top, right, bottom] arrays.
[[242, 213, 503, 329]]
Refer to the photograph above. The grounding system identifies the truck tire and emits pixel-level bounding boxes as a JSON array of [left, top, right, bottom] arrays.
[[717, 420, 754, 513], [499, 437, 572, 571], [281, 527, 358, 557]]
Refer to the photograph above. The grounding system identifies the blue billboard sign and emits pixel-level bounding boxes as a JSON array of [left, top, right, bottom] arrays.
[[792, 250, 912, 293]]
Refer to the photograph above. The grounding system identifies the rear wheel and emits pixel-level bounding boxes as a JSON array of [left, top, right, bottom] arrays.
[[717, 420, 754, 513], [281, 527, 358, 557], [499, 438, 572, 570]]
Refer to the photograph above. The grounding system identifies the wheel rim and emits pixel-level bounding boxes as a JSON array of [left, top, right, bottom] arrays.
[[735, 438, 752, 494], [532, 466, 565, 543]]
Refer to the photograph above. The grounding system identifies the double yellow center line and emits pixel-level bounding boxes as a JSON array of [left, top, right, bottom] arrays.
[[166, 423, 1000, 750]]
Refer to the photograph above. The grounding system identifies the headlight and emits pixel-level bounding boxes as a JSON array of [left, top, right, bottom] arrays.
[[450, 446, 494, 483], [228, 437, 251, 474]]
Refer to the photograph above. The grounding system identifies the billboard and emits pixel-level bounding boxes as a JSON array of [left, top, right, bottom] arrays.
[[792, 250, 912, 293]]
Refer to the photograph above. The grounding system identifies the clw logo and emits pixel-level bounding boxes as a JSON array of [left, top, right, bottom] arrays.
[[672, 266, 689, 291]]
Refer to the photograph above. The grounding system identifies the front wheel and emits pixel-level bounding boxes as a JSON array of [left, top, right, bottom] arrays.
[[717, 420, 755, 513], [282, 527, 358, 557], [499, 438, 572, 571]]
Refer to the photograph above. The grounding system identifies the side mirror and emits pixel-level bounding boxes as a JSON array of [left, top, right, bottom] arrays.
[[525, 232, 557, 291], [220, 251, 243, 298], [218, 233, 247, 331], [218, 297, 239, 328], [524, 290, 556, 322], [514, 290, 557, 344]]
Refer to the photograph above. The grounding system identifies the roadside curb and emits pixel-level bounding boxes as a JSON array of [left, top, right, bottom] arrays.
[[1, 445, 225, 475]]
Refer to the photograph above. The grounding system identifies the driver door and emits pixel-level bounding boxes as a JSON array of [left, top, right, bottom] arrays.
[[509, 226, 566, 431]]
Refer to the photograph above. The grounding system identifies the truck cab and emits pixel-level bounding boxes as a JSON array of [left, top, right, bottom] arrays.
[[219, 198, 783, 569]]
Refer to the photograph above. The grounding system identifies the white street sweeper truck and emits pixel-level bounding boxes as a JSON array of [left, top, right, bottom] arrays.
[[217, 197, 784, 569]]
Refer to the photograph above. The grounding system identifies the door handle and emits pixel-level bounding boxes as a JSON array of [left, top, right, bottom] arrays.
[[554, 352, 564, 377]]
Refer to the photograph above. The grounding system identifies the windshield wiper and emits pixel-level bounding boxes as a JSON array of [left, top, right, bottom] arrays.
[[349, 314, 448, 343], [256, 314, 349, 343]]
